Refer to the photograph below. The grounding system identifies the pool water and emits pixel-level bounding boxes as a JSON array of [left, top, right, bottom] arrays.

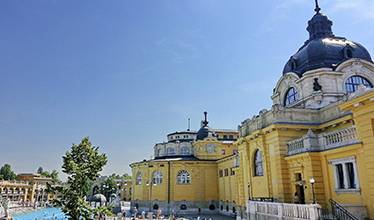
[[13, 208, 67, 220]]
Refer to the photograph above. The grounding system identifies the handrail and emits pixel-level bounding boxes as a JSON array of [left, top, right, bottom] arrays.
[[330, 199, 358, 220]]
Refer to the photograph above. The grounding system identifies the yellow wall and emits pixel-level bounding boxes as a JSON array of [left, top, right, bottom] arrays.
[[131, 160, 218, 203]]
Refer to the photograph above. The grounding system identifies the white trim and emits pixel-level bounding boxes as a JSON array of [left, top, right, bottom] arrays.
[[329, 156, 355, 165], [329, 157, 360, 192]]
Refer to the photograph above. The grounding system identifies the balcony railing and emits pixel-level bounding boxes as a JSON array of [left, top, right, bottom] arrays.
[[247, 200, 321, 220], [287, 126, 360, 156]]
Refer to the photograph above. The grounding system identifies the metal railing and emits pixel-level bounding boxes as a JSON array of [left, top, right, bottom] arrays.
[[330, 199, 358, 220]]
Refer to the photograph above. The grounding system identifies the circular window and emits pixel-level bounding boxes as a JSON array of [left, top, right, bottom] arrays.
[[209, 204, 216, 210], [153, 204, 159, 210], [180, 204, 187, 210]]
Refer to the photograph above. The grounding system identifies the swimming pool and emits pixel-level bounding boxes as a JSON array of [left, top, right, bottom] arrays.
[[13, 207, 66, 220]]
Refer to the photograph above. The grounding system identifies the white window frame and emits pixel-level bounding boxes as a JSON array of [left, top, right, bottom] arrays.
[[177, 170, 191, 184], [152, 171, 163, 185], [329, 156, 360, 193]]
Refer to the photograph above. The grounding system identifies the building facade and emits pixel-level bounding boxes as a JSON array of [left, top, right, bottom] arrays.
[[130, 112, 240, 216], [130, 3, 374, 220], [0, 173, 54, 205], [235, 4, 374, 220]]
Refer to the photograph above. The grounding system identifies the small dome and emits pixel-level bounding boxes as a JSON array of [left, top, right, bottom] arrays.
[[196, 111, 217, 140], [91, 193, 107, 203], [196, 126, 212, 140], [283, 9, 372, 77]]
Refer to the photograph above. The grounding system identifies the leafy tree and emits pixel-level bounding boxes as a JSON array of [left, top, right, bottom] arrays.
[[122, 173, 131, 180], [40, 169, 60, 183], [53, 137, 107, 220], [100, 175, 118, 199], [0, 164, 16, 180]]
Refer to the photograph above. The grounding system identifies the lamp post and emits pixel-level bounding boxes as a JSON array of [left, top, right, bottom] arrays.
[[247, 183, 251, 200], [309, 178, 316, 204]]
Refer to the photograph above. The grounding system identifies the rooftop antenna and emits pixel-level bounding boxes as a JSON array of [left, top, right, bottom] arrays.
[[187, 118, 191, 131], [314, 0, 321, 13]]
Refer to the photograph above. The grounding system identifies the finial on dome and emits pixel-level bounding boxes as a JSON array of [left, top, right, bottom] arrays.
[[202, 111, 209, 127], [314, 0, 321, 13]]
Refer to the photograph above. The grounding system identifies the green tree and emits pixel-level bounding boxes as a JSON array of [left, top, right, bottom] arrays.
[[40, 169, 60, 183], [100, 175, 117, 199], [0, 164, 17, 180], [53, 137, 107, 220]]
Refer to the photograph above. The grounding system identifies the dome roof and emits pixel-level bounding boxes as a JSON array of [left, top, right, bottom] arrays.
[[196, 111, 217, 140], [196, 126, 213, 141], [283, 6, 372, 77]]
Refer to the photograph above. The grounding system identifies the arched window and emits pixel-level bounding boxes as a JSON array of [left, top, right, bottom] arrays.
[[284, 87, 299, 106], [167, 147, 175, 155], [136, 172, 142, 185], [180, 146, 190, 155], [345, 75, 373, 93], [177, 170, 191, 184], [152, 171, 163, 185], [254, 150, 263, 176], [156, 148, 161, 157]]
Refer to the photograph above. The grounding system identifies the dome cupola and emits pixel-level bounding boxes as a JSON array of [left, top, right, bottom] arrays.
[[196, 111, 216, 140], [282, 0, 372, 77]]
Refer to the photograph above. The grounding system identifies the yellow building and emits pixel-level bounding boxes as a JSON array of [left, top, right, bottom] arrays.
[[0, 173, 54, 205], [119, 179, 132, 202], [130, 112, 240, 216], [131, 3, 374, 220], [235, 3, 374, 220]]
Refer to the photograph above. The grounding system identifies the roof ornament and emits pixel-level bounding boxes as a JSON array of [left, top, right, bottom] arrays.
[[187, 118, 191, 131], [202, 111, 209, 127], [314, 0, 321, 13]]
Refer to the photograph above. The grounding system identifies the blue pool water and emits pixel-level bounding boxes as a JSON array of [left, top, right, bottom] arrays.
[[13, 208, 66, 220]]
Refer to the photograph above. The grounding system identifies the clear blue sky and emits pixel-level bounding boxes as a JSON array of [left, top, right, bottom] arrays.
[[1, 0, 374, 177]]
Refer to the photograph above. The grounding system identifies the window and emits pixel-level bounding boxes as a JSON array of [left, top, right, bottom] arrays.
[[223, 135, 228, 139], [181, 146, 190, 155], [345, 75, 373, 93], [167, 148, 175, 155], [284, 87, 299, 106], [219, 170, 223, 177], [136, 172, 142, 185], [330, 157, 359, 191], [230, 168, 235, 176], [254, 150, 263, 176], [224, 168, 229, 176], [177, 170, 191, 184], [152, 171, 163, 185], [229, 135, 233, 139]]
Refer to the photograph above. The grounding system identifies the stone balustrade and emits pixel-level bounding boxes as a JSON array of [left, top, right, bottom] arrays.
[[247, 200, 321, 220], [287, 126, 360, 155]]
